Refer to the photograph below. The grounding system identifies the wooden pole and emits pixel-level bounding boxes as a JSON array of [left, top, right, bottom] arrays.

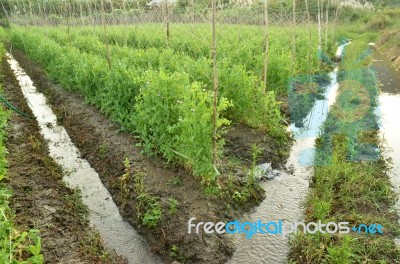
[[211, 0, 218, 166], [325, 0, 330, 52], [101, 0, 111, 69], [262, 0, 269, 94], [305, 0, 312, 73], [318, 0, 322, 52], [291, 0, 296, 74], [164, 0, 170, 46], [190, 0, 194, 23], [332, 0, 339, 44]]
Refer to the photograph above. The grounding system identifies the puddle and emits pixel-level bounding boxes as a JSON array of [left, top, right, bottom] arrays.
[[373, 50, 400, 241], [6, 53, 161, 264], [227, 43, 350, 264]]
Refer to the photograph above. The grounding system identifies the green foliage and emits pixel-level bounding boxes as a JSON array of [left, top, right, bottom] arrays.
[[133, 70, 231, 181], [166, 176, 183, 187], [133, 172, 163, 228], [367, 14, 392, 30], [168, 198, 179, 215]]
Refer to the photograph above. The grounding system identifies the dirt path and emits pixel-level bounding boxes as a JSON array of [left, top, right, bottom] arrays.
[[1, 57, 126, 264]]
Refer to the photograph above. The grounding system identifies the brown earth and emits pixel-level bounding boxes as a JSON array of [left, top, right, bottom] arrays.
[[378, 29, 400, 72], [1, 57, 126, 263], [8, 48, 291, 263]]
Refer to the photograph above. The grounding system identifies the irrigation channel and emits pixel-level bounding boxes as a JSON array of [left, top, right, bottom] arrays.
[[6, 53, 161, 264], [227, 42, 351, 264], [373, 49, 400, 245]]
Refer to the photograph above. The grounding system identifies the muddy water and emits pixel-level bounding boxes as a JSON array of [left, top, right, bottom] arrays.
[[228, 43, 350, 264], [373, 50, 400, 242], [6, 53, 161, 264]]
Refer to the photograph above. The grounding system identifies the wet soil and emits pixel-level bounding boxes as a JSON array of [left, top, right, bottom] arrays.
[[8, 48, 290, 263], [378, 30, 400, 72], [1, 57, 126, 264]]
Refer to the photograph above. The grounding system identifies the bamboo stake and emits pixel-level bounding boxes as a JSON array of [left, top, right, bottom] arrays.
[[318, 0, 322, 52], [101, 0, 111, 69], [291, 0, 296, 74], [190, 0, 194, 23], [164, 0, 170, 46], [332, 0, 339, 44], [305, 0, 312, 73], [262, 0, 269, 94], [66, 1, 70, 41], [211, 0, 218, 167], [325, 0, 330, 52]]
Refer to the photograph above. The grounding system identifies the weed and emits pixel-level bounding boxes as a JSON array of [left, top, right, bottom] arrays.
[[120, 158, 131, 198], [98, 143, 107, 159], [248, 144, 262, 185], [168, 198, 179, 215], [133, 172, 163, 228], [167, 176, 183, 187], [170, 244, 179, 258], [203, 184, 221, 197]]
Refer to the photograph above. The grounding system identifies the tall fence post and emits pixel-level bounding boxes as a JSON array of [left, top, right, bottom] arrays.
[[211, 0, 218, 168], [291, 0, 296, 74], [332, 0, 340, 44], [164, 0, 170, 46], [101, 0, 111, 69], [262, 0, 269, 94], [305, 0, 312, 74], [318, 0, 322, 55], [325, 0, 330, 52]]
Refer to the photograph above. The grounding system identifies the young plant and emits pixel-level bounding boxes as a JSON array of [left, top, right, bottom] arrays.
[[168, 198, 179, 215]]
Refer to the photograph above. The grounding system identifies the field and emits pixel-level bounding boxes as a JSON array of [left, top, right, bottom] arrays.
[[0, 1, 400, 264]]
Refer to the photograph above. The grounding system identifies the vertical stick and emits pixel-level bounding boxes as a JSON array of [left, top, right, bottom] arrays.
[[332, 0, 339, 44], [29, 1, 33, 25], [66, 1, 70, 41], [211, 0, 218, 167], [318, 0, 322, 52], [190, 0, 194, 23], [305, 0, 312, 73], [325, 0, 330, 52], [320, 0, 324, 48], [79, 1, 84, 27], [1, 2, 10, 27], [262, 0, 269, 94], [101, 0, 111, 69], [291, 0, 296, 74], [164, 0, 170, 46], [37, 1, 43, 25]]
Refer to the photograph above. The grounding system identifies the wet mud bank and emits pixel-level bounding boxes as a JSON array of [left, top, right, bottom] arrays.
[[7, 48, 292, 263], [7, 52, 160, 263], [1, 57, 124, 263], [374, 49, 400, 242]]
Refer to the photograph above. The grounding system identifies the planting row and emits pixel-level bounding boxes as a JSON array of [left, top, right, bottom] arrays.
[[0, 41, 43, 263], [11, 28, 228, 182], [30, 26, 285, 135]]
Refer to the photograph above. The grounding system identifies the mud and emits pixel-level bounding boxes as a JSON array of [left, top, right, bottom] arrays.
[[1, 57, 125, 264], [378, 30, 400, 72]]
